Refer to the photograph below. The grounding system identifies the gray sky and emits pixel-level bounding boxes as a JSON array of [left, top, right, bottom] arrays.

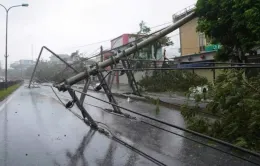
[[0, 0, 196, 68]]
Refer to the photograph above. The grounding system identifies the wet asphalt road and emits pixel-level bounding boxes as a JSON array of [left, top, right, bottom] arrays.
[[0, 84, 259, 166]]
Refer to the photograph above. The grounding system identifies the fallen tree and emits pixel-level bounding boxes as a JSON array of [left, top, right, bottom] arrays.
[[138, 70, 208, 92], [181, 69, 260, 152]]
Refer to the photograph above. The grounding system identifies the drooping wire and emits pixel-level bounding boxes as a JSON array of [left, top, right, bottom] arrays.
[[101, 66, 260, 72], [140, 121, 260, 165], [79, 100, 259, 165], [68, 87, 260, 160], [118, 59, 260, 66], [37, 77, 260, 164], [67, 20, 173, 50], [39, 84, 166, 166], [95, 121, 166, 166], [61, 25, 170, 69], [48, 25, 171, 82], [111, 136, 166, 166], [54, 89, 257, 165], [39, 81, 259, 165]]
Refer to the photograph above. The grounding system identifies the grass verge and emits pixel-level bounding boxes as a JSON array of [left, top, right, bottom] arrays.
[[0, 84, 21, 101]]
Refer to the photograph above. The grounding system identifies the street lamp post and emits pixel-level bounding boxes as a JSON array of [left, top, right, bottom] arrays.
[[0, 3, 28, 89]]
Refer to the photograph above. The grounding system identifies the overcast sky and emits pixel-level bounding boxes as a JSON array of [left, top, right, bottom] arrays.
[[0, 0, 196, 68]]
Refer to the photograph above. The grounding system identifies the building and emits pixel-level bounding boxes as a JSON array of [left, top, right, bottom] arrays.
[[172, 5, 260, 82], [173, 5, 259, 62], [171, 5, 222, 82], [102, 34, 165, 85], [9, 59, 35, 80], [10, 59, 35, 70], [110, 34, 164, 60], [172, 5, 219, 62], [49, 54, 70, 64]]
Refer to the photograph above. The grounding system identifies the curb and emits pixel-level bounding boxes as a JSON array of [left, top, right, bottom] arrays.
[[73, 85, 217, 118], [73, 85, 208, 110], [85, 88, 185, 109]]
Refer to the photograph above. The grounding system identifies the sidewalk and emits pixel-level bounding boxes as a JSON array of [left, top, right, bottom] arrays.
[[73, 84, 208, 109]]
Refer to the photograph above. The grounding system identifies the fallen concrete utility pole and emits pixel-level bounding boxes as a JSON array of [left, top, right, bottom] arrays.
[[54, 11, 196, 91]]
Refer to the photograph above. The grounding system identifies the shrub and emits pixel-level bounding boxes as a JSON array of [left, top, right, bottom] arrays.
[[138, 70, 208, 92], [181, 69, 260, 152]]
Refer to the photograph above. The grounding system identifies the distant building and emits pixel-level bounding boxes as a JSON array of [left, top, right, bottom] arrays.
[[49, 54, 70, 64], [100, 33, 165, 85], [111, 34, 143, 50], [110, 34, 164, 60], [10, 59, 35, 70]]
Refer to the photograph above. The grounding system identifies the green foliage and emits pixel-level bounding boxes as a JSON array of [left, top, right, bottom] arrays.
[[181, 69, 260, 152], [139, 70, 208, 92], [138, 21, 151, 35], [25, 57, 87, 83], [187, 117, 209, 134], [0, 84, 20, 101], [134, 20, 173, 69], [181, 104, 200, 119], [196, 0, 260, 62], [137, 20, 173, 47]]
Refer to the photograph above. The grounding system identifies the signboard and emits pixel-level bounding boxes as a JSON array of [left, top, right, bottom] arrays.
[[205, 44, 221, 52]]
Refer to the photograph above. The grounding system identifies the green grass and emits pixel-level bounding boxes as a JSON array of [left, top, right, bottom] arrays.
[[0, 84, 21, 101]]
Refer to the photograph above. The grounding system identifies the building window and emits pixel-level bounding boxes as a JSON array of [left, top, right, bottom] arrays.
[[199, 33, 206, 52]]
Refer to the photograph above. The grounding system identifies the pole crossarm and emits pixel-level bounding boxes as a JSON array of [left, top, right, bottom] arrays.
[[28, 46, 79, 88]]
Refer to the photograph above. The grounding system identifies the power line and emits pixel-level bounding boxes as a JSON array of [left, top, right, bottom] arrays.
[[41, 84, 166, 166], [65, 95, 250, 163], [149, 22, 172, 29], [68, 87, 260, 159], [55, 24, 175, 79], [111, 136, 166, 166], [140, 121, 260, 165], [34, 26, 174, 81], [48, 83, 259, 164], [81, 47, 101, 57], [41, 82, 259, 165], [70, 39, 111, 49], [119, 60, 260, 66], [66, 21, 173, 50], [58, 25, 171, 72], [106, 65, 260, 72]]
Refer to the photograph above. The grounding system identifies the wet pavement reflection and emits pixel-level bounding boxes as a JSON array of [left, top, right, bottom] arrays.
[[0, 85, 259, 166]]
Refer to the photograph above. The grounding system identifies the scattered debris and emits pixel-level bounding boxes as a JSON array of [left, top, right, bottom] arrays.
[[127, 97, 131, 102]]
